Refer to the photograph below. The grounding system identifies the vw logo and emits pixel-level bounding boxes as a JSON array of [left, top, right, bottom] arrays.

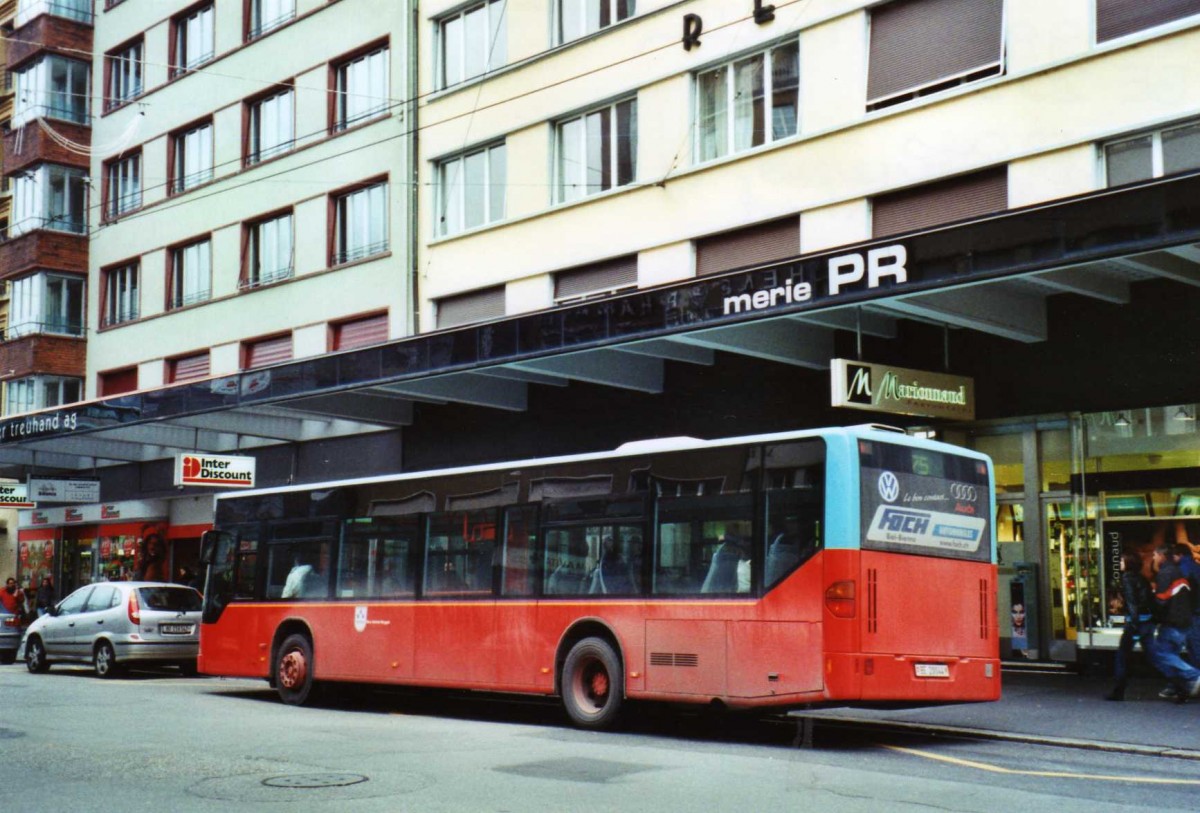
[[950, 483, 978, 501], [878, 471, 900, 503]]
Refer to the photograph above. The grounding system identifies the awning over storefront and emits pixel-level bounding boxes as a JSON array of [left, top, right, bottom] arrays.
[[0, 170, 1197, 476]]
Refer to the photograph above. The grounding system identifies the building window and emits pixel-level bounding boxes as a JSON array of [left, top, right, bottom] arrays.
[[872, 167, 1008, 238], [244, 212, 293, 288], [99, 367, 138, 397], [695, 217, 800, 277], [1104, 120, 1200, 187], [556, 0, 636, 44], [106, 39, 144, 110], [331, 312, 388, 350], [5, 376, 82, 415], [554, 255, 637, 302], [436, 143, 505, 236], [247, 88, 294, 164], [171, 121, 214, 193], [1096, 0, 1200, 42], [437, 0, 506, 88], [8, 272, 84, 338], [11, 164, 88, 237], [12, 55, 90, 127], [169, 351, 210, 383], [333, 182, 388, 265], [556, 98, 636, 203], [249, 0, 295, 39], [436, 286, 505, 329], [866, 0, 1004, 112], [101, 262, 140, 327], [172, 3, 216, 76], [169, 239, 212, 309], [333, 46, 389, 131], [104, 152, 142, 219], [696, 41, 798, 163], [243, 334, 292, 369]]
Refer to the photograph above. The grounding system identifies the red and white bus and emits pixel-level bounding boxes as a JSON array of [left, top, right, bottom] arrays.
[[198, 425, 999, 728]]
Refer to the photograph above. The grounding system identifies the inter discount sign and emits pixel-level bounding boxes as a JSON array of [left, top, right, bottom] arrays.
[[0, 483, 35, 507], [174, 454, 256, 488]]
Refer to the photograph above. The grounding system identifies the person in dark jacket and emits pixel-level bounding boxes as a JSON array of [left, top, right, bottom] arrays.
[[1172, 543, 1200, 669], [35, 576, 55, 618], [1147, 545, 1200, 702], [1106, 552, 1155, 701]]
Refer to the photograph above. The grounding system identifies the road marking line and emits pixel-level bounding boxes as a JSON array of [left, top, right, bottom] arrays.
[[884, 745, 1200, 785]]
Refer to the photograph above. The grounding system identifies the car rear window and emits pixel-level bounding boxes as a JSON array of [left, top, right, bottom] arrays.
[[138, 587, 202, 611]]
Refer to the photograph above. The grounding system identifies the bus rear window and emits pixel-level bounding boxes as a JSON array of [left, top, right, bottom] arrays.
[[859, 441, 991, 562]]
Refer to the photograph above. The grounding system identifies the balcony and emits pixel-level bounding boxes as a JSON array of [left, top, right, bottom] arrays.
[[0, 331, 85, 380], [3, 117, 89, 174], [0, 228, 87, 280], [6, 5, 93, 68]]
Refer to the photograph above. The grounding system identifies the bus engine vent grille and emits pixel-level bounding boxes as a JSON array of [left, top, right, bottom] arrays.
[[979, 578, 989, 639], [650, 652, 699, 667], [867, 568, 879, 633]]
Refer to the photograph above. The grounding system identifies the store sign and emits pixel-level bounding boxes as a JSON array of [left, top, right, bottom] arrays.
[[64, 508, 84, 523], [722, 245, 907, 316], [0, 483, 35, 508], [831, 358, 975, 420], [28, 477, 100, 503], [175, 453, 256, 488]]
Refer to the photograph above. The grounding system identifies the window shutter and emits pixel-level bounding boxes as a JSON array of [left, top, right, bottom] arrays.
[[873, 167, 1008, 238], [170, 352, 210, 383], [99, 367, 138, 396], [554, 255, 638, 301], [867, 0, 1003, 107], [334, 312, 388, 350], [436, 286, 505, 329], [695, 216, 800, 277], [244, 334, 293, 368], [1096, 0, 1200, 42]]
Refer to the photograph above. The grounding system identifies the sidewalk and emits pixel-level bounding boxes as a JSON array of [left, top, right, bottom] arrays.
[[796, 670, 1200, 758]]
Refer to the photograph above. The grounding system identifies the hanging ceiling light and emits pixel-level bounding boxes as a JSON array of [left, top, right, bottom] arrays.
[[1173, 405, 1196, 422], [1113, 412, 1131, 427]]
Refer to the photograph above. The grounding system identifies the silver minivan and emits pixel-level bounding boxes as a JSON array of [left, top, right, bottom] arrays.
[[22, 581, 201, 678]]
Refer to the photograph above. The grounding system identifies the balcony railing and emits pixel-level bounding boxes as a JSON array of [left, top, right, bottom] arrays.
[[239, 265, 293, 291], [333, 239, 388, 267], [248, 8, 295, 40], [3, 318, 84, 340], [168, 288, 211, 310]]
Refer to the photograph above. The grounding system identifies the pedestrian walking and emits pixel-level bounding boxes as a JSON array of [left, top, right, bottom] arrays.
[[1106, 552, 1155, 701], [1, 577, 25, 618], [1147, 544, 1200, 702], [35, 576, 55, 618], [1172, 543, 1200, 669]]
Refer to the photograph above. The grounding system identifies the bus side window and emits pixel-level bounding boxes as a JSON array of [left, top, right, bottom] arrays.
[[502, 505, 537, 597], [763, 440, 825, 590], [653, 493, 753, 595]]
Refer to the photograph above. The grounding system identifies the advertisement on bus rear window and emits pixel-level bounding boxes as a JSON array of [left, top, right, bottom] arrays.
[[859, 441, 992, 562]]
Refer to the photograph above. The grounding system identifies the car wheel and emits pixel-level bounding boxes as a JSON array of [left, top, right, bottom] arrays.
[[26, 636, 50, 673], [93, 640, 121, 679], [561, 636, 624, 729], [276, 633, 316, 706]]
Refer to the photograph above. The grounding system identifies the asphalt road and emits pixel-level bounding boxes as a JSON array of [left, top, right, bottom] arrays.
[[2, 663, 1198, 812]]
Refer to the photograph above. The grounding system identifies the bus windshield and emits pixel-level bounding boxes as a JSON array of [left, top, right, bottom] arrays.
[[859, 439, 992, 563]]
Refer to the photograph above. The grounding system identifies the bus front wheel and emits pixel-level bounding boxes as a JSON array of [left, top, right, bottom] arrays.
[[276, 634, 316, 706], [562, 637, 624, 729]]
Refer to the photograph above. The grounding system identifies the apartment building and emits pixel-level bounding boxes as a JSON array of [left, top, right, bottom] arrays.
[[86, 0, 415, 396]]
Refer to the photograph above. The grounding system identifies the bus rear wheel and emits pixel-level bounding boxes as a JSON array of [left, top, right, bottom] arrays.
[[276, 634, 316, 706], [562, 637, 623, 729]]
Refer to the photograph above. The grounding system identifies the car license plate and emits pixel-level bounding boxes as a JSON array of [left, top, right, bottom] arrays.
[[160, 623, 194, 635], [914, 663, 950, 678]]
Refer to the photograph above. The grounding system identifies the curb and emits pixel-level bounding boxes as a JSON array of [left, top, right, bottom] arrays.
[[791, 714, 1200, 761]]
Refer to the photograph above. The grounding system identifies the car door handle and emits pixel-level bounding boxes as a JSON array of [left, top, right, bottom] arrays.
[[96, 620, 104, 625], [68, 622, 76, 628]]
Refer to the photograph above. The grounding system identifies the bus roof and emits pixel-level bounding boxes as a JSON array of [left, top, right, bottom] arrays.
[[213, 424, 988, 501]]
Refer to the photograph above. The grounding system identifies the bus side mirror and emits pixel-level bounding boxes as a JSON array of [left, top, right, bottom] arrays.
[[199, 530, 228, 566]]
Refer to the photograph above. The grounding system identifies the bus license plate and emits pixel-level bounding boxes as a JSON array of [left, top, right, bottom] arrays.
[[160, 624, 194, 635], [915, 663, 949, 678]]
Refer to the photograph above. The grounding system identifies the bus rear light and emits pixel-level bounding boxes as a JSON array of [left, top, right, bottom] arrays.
[[127, 590, 141, 625], [825, 580, 856, 618]]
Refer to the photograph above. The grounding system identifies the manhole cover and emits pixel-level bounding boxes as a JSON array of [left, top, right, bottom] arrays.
[[262, 773, 369, 789]]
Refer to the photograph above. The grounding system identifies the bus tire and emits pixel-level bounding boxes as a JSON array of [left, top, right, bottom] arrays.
[[561, 637, 624, 729], [276, 633, 316, 706]]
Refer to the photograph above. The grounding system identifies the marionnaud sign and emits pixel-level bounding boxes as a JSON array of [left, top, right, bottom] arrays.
[[28, 477, 101, 503], [0, 483, 36, 508], [831, 358, 975, 420], [174, 454, 256, 488]]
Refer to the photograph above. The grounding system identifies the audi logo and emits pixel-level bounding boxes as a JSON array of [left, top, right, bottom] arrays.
[[950, 483, 978, 501]]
